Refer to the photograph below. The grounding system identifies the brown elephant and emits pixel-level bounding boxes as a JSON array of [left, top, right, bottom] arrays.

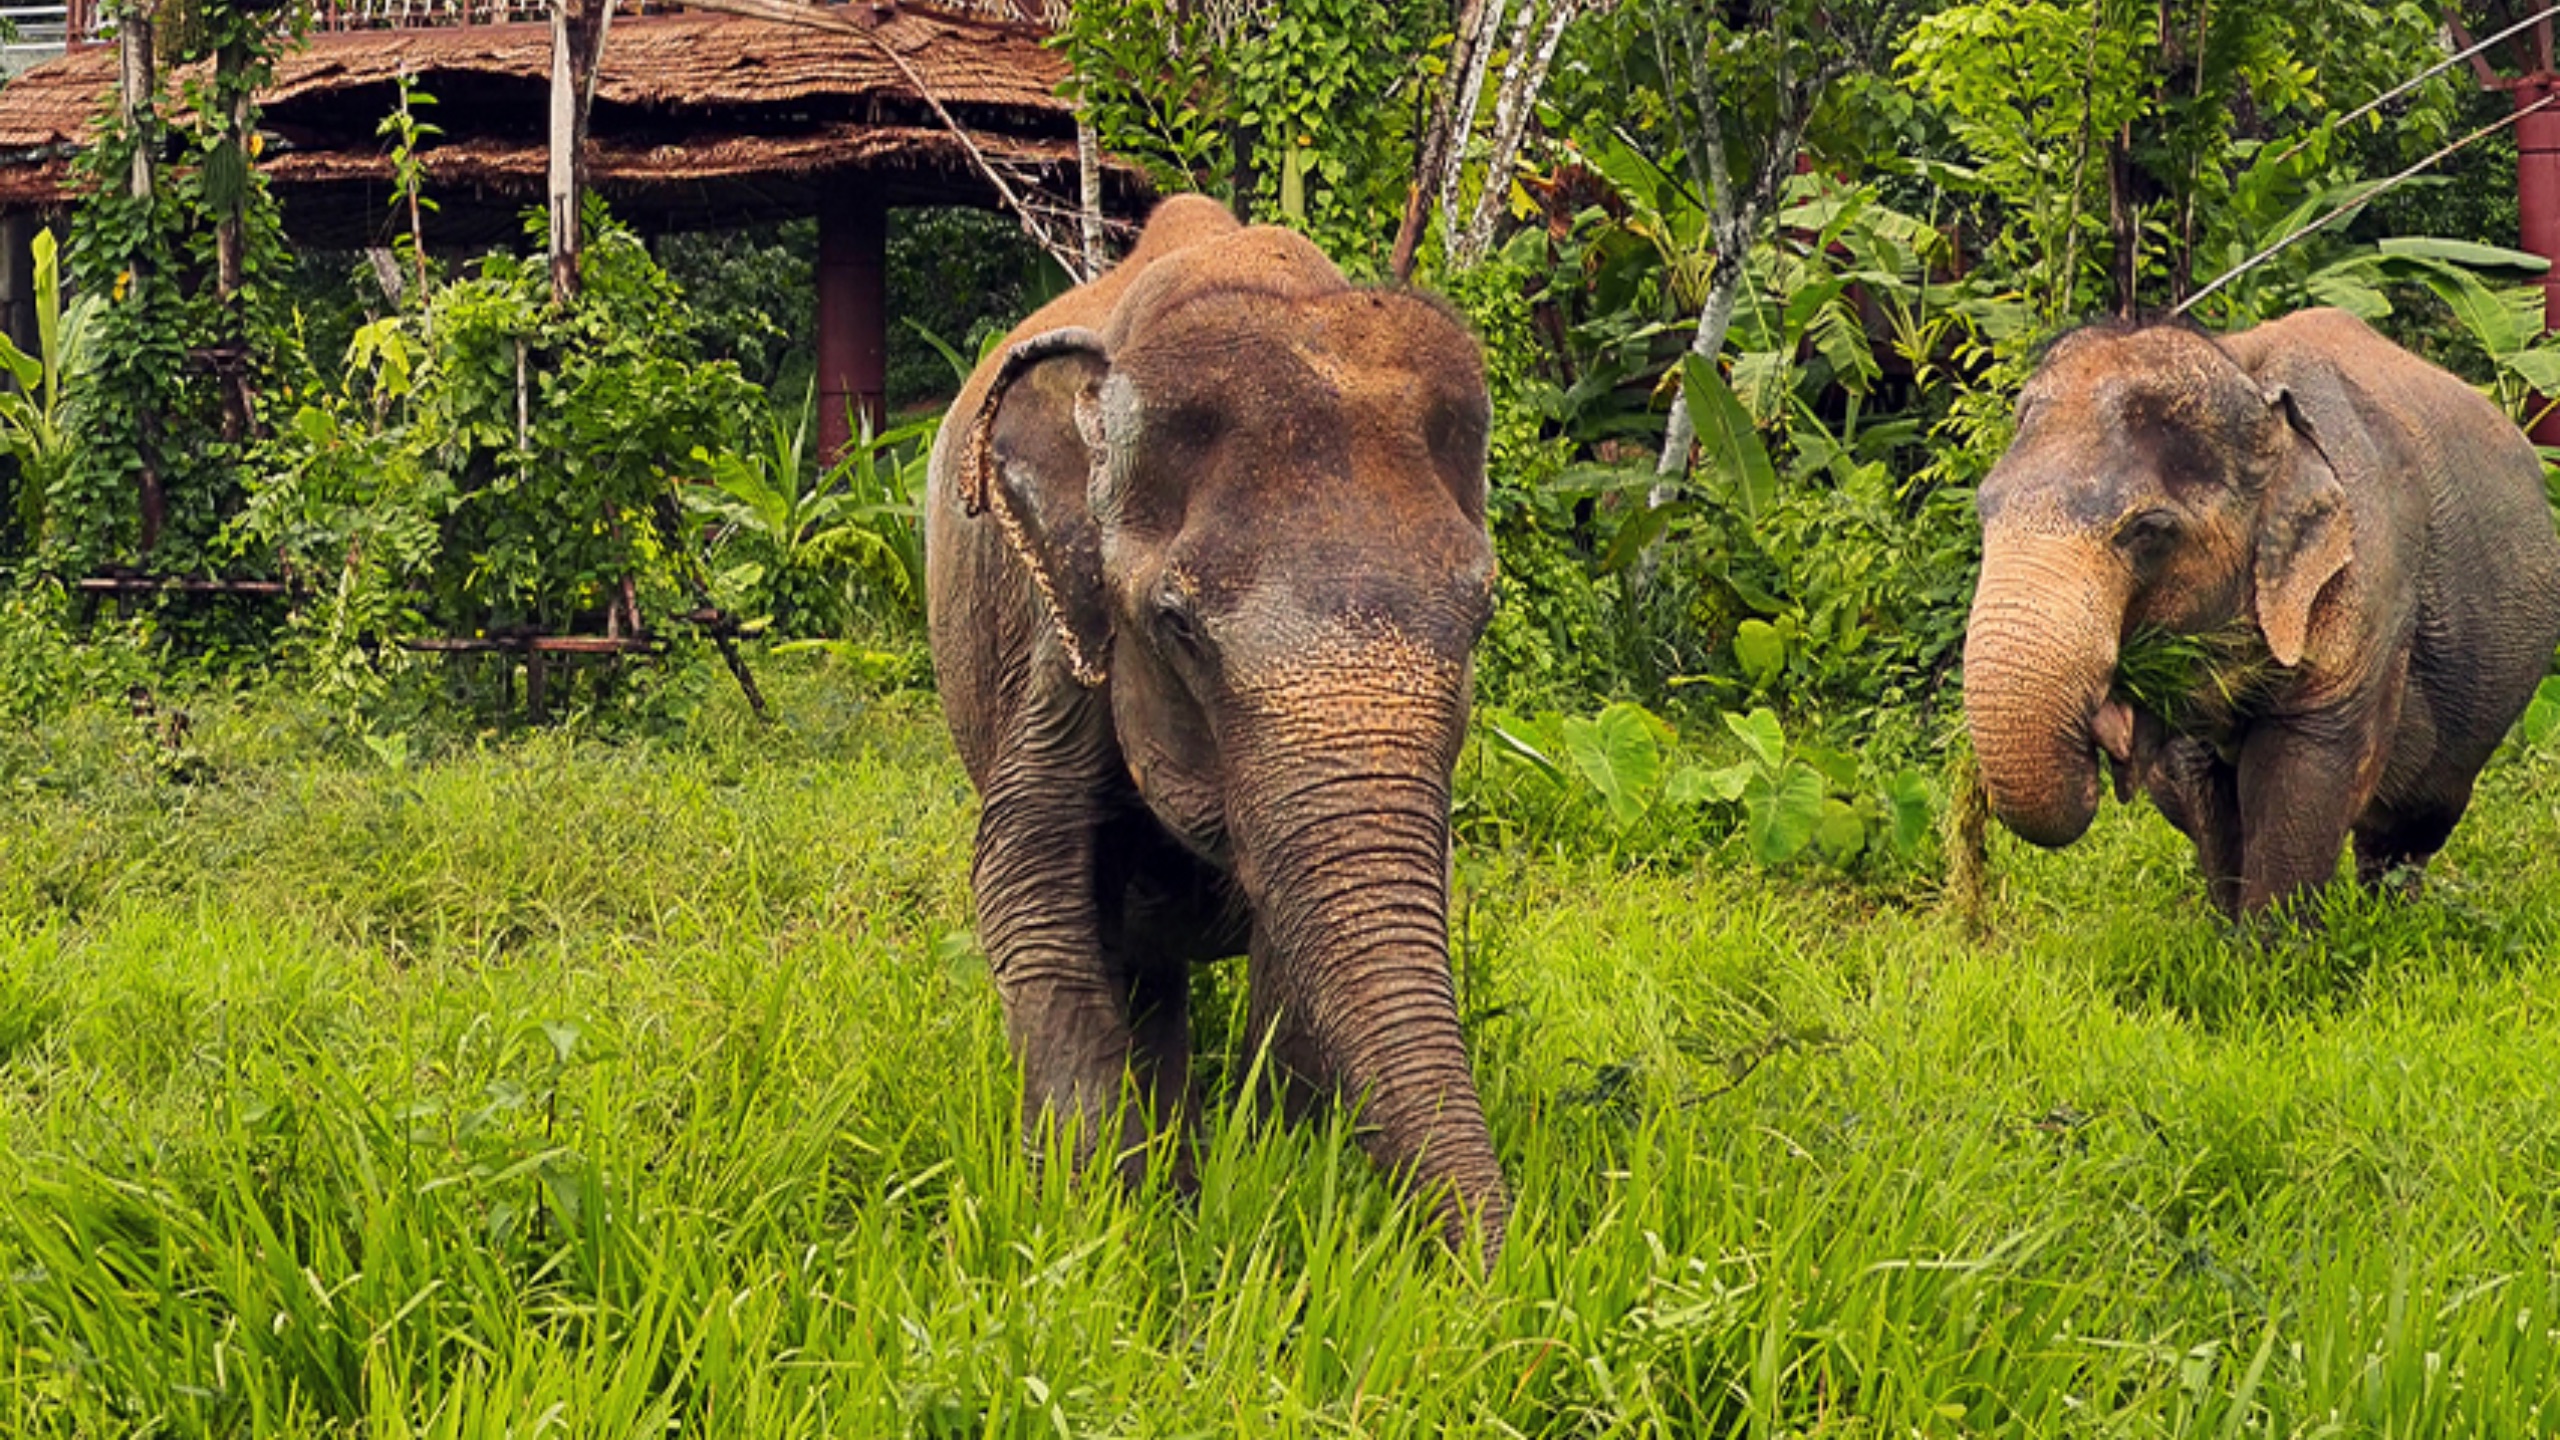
[[924, 196, 1506, 1259], [1965, 308, 2560, 916]]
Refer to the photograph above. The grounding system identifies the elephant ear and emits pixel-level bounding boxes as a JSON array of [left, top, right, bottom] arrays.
[[2252, 384, 2355, 669], [961, 328, 1116, 687]]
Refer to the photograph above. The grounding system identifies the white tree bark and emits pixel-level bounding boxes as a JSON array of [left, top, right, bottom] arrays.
[[1431, 0, 1511, 250], [117, 13, 152, 204], [1645, 257, 1745, 510], [546, 0, 581, 304], [1453, 0, 1582, 268], [1076, 110, 1106, 279]]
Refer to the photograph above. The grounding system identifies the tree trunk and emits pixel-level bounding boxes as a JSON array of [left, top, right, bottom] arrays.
[[1076, 107, 1106, 280], [1643, 249, 1746, 512], [118, 9, 161, 557], [1453, 0, 1582, 268], [1391, 0, 1490, 281], [547, 0, 609, 305], [1430, 0, 1509, 254], [215, 43, 254, 445]]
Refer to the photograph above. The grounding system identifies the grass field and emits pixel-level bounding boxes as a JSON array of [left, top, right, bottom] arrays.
[[6, 663, 2560, 1435]]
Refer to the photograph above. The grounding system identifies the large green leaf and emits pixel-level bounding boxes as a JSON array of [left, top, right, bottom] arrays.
[[1679, 354, 1778, 519], [1666, 763, 1749, 807], [1743, 762, 1825, 865], [2401, 262, 2537, 360], [1723, 706, 1787, 773], [1485, 719, 1568, 785], [1733, 619, 1786, 688], [1814, 796, 1867, 862], [1883, 769, 1934, 857], [2500, 347, 2560, 396], [1561, 702, 1664, 830], [2377, 236, 2551, 276], [0, 334, 39, 395], [2304, 263, 2390, 321]]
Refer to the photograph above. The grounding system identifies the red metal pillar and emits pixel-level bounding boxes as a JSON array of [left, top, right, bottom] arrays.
[[2520, 79, 2560, 443], [817, 196, 888, 465]]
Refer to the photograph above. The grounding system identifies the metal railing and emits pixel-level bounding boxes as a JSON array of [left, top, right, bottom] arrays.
[[0, 2, 72, 56]]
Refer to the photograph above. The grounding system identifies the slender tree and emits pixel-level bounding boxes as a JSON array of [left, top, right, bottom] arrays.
[[1641, 0, 1923, 526]]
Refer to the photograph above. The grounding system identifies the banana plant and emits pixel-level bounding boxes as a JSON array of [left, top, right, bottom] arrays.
[[0, 228, 96, 549], [687, 385, 934, 635]]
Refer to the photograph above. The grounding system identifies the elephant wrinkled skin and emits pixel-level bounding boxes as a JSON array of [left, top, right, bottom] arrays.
[[925, 196, 1507, 1260], [1964, 308, 2560, 916]]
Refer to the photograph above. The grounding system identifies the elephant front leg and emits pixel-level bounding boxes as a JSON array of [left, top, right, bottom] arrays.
[[2233, 715, 2388, 917], [2132, 731, 2245, 918], [974, 804, 1161, 1187]]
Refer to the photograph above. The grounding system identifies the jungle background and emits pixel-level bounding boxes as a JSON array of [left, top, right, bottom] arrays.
[[10, 0, 2560, 1433]]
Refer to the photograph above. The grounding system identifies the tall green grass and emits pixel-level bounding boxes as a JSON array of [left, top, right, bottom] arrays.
[[5, 662, 2560, 1434]]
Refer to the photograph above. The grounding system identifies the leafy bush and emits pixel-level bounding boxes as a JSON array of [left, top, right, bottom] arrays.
[[0, 229, 95, 562], [0, 577, 160, 722], [234, 207, 759, 702], [687, 393, 933, 638], [1463, 699, 1933, 872]]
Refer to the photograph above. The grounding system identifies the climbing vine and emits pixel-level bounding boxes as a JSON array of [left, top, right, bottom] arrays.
[[53, 0, 302, 578]]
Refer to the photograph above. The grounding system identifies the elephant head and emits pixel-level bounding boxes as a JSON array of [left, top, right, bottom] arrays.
[[1964, 323, 2351, 847], [955, 219, 1506, 1256]]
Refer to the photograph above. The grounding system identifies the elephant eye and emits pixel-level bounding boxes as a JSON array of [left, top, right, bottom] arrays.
[[2115, 509, 2180, 557], [1154, 592, 1207, 657]]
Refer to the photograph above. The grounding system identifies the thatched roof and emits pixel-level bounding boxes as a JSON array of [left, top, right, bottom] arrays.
[[0, 5, 1146, 243]]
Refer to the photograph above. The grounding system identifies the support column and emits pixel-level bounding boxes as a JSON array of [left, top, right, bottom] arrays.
[[0, 215, 34, 366], [817, 196, 888, 466], [2519, 77, 2560, 442]]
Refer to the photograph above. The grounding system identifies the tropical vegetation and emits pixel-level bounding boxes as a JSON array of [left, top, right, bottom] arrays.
[[3, 0, 2560, 1431]]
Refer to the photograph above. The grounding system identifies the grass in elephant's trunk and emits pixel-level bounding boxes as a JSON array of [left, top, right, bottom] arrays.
[[2111, 621, 2278, 738]]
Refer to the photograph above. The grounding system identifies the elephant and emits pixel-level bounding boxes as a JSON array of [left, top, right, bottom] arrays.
[[1964, 308, 2560, 917], [924, 195, 1507, 1260]]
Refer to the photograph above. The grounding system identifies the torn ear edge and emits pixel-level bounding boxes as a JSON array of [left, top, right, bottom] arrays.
[[959, 326, 1116, 687], [960, 327, 1112, 518], [2254, 384, 2355, 669]]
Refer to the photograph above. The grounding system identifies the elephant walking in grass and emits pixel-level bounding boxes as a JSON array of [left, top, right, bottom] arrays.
[[1965, 308, 2560, 917], [925, 196, 1507, 1260]]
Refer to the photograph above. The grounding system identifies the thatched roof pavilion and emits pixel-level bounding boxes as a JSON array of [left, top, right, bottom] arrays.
[[0, 1, 1146, 449]]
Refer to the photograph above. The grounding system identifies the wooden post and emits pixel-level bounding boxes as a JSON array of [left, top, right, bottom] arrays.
[[816, 196, 888, 465], [117, 7, 162, 555], [214, 40, 256, 443], [545, 0, 614, 305], [546, 0, 589, 304]]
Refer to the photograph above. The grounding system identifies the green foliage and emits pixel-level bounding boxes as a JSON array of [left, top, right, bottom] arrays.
[[0, 577, 158, 721], [0, 230, 96, 558], [687, 392, 934, 637], [1469, 698, 1934, 871], [377, 69, 440, 299], [1060, 0, 1436, 268], [2519, 676, 2560, 754], [53, 0, 303, 577], [235, 206, 759, 703], [11, 684, 2560, 1431], [1437, 236, 1625, 708]]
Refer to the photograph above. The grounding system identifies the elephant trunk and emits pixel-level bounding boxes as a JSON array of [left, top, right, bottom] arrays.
[[1964, 529, 2132, 849], [1228, 654, 1507, 1264]]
